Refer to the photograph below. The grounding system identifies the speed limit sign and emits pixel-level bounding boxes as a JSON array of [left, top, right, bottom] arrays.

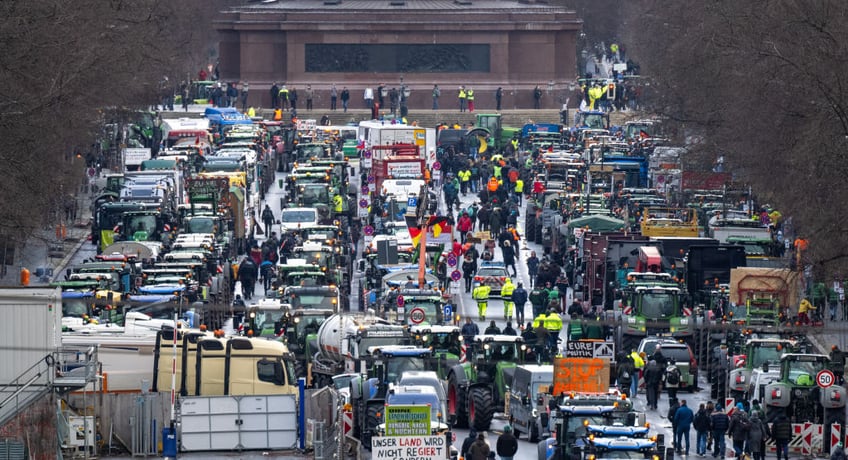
[[816, 369, 835, 388]]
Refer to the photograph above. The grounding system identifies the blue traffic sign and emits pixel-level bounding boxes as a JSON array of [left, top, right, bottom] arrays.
[[446, 254, 457, 267], [407, 197, 418, 208], [444, 304, 452, 319], [450, 270, 462, 281]]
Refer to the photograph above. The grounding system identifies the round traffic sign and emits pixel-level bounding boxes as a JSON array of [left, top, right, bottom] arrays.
[[816, 369, 835, 388], [361, 185, 369, 194], [367, 175, 375, 184], [359, 199, 369, 208], [364, 150, 372, 158], [432, 161, 441, 171], [446, 254, 458, 267], [363, 225, 374, 236], [450, 270, 462, 281], [409, 307, 426, 324], [396, 295, 405, 307]]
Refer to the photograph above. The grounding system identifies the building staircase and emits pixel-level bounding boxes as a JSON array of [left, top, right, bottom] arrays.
[[0, 346, 97, 429]]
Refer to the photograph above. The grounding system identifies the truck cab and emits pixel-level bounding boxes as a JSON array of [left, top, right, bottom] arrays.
[[509, 364, 554, 441]]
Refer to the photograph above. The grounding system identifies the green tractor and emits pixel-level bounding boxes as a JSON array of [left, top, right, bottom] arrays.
[[349, 346, 433, 448], [763, 353, 847, 427], [470, 114, 520, 154], [281, 308, 334, 384], [446, 335, 526, 430], [410, 325, 462, 379], [619, 272, 692, 351]]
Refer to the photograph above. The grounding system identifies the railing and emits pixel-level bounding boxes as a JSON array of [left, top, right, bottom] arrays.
[[0, 354, 53, 428]]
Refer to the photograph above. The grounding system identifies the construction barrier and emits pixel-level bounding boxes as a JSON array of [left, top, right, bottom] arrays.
[[764, 422, 827, 456]]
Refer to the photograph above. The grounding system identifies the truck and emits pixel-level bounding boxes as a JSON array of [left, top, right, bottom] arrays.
[[358, 122, 435, 163], [640, 207, 700, 238], [728, 268, 799, 328], [371, 144, 426, 193], [710, 218, 771, 244], [508, 364, 554, 442], [686, 245, 747, 309], [311, 314, 409, 388], [152, 327, 213, 396]]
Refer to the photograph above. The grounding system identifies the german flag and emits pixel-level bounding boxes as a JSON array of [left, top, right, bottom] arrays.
[[427, 216, 451, 239], [406, 215, 423, 248]]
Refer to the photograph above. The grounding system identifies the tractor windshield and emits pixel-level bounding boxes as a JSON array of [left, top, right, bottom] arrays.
[[749, 345, 783, 369], [483, 342, 519, 361], [785, 358, 827, 386], [640, 292, 676, 319], [386, 357, 427, 383]]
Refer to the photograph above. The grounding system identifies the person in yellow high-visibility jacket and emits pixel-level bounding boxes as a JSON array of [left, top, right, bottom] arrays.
[[472, 282, 492, 321], [544, 309, 562, 349], [533, 311, 547, 329], [799, 298, 816, 325], [500, 278, 516, 321]]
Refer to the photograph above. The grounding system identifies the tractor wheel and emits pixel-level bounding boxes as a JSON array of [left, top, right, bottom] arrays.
[[448, 373, 468, 428], [363, 402, 382, 450], [529, 420, 540, 442], [469, 386, 495, 432], [622, 335, 640, 355], [294, 360, 307, 381]]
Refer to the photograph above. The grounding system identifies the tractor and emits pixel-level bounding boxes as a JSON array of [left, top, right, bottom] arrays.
[[763, 353, 846, 430], [446, 335, 526, 430]]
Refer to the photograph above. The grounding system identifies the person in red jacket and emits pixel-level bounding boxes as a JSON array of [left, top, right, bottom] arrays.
[[458, 211, 473, 244]]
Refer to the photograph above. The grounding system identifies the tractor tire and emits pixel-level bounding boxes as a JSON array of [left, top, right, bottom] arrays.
[[448, 373, 468, 428], [363, 402, 382, 450], [468, 386, 495, 432], [529, 420, 540, 443], [294, 360, 307, 382]]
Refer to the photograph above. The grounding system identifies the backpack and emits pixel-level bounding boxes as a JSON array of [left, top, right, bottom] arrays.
[[694, 410, 710, 431], [666, 367, 680, 385], [620, 368, 631, 380], [738, 414, 752, 432]]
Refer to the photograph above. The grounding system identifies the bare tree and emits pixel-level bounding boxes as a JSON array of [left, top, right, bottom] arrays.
[[620, 1, 848, 274], [0, 0, 216, 244]]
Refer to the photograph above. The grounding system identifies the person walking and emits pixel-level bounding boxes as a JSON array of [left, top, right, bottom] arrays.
[[495, 87, 503, 111], [467, 87, 475, 112], [617, 355, 634, 397], [644, 359, 663, 410], [710, 405, 730, 459], [278, 84, 289, 111], [364, 87, 374, 109], [330, 84, 338, 110], [833, 443, 846, 460], [462, 254, 476, 293], [771, 413, 792, 460], [664, 359, 681, 401], [432, 84, 441, 110], [496, 425, 518, 460], [261, 204, 275, 235], [544, 308, 562, 349], [340, 87, 350, 112], [629, 349, 645, 398], [511, 282, 528, 325], [694, 403, 711, 456], [473, 282, 492, 321], [500, 277, 516, 321], [526, 251, 540, 287], [674, 399, 694, 456], [461, 429, 478, 460], [468, 433, 490, 460], [728, 403, 751, 459], [747, 411, 770, 460], [289, 86, 298, 111], [668, 399, 680, 452], [502, 241, 517, 277]]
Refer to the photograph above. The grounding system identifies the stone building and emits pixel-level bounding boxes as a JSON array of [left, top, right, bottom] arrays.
[[214, 0, 582, 110]]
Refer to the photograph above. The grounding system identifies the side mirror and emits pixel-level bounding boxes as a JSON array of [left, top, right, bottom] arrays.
[[762, 362, 769, 373]]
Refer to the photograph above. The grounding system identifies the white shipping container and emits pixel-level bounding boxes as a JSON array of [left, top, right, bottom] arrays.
[[0, 287, 61, 382]]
